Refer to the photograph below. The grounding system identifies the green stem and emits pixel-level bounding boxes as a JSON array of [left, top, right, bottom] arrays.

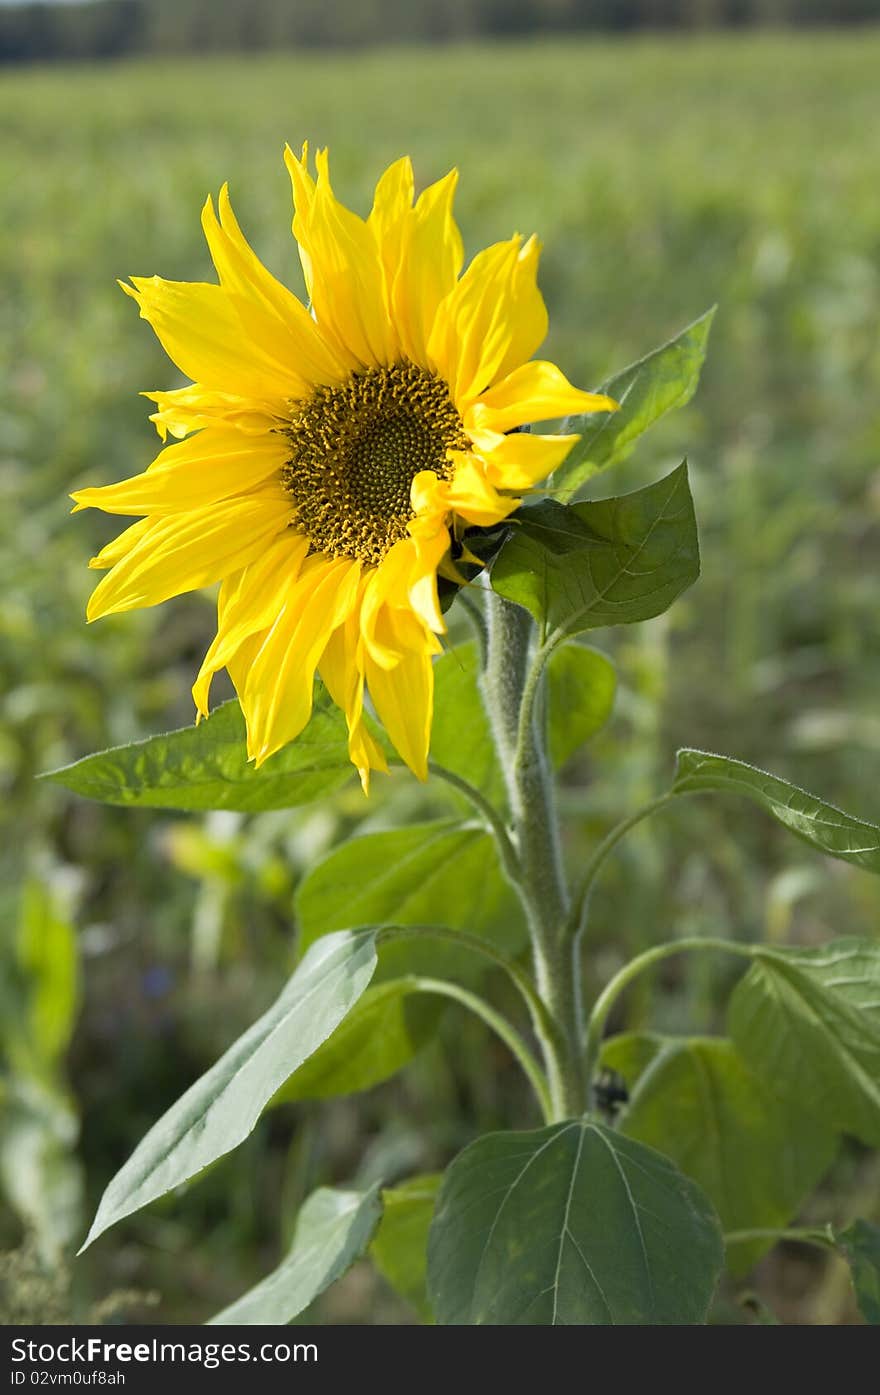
[[455, 586, 489, 662], [725, 1226, 836, 1251], [377, 922, 557, 1051], [407, 976, 553, 1123], [482, 595, 584, 1121], [428, 761, 522, 890], [568, 793, 675, 938], [583, 936, 756, 1089]]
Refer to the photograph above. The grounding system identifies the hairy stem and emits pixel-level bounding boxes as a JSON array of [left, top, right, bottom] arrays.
[[482, 593, 584, 1120]]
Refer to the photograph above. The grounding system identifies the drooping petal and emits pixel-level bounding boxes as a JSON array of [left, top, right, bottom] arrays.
[[193, 530, 310, 716], [201, 186, 346, 392], [85, 490, 293, 620], [318, 578, 389, 794], [120, 277, 293, 404], [466, 360, 618, 438], [242, 553, 362, 765], [364, 615, 434, 782], [71, 428, 289, 517], [285, 145, 395, 369]]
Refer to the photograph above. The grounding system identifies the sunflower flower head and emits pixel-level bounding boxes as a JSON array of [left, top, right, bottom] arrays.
[[73, 147, 616, 792]]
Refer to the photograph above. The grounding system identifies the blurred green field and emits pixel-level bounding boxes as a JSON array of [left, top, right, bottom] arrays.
[[2, 31, 880, 1323]]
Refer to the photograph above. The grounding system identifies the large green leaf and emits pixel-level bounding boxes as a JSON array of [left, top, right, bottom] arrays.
[[608, 1035, 836, 1272], [41, 688, 353, 812], [371, 1173, 442, 1322], [296, 819, 524, 982], [551, 307, 715, 501], [427, 1119, 723, 1324], [207, 1185, 382, 1325], [272, 982, 443, 1102], [672, 749, 880, 874], [728, 938, 880, 1147], [80, 929, 378, 1250], [547, 643, 616, 767], [838, 1220, 880, 1325], [430, 642, 504, 806], [491, 463, 699, 649]]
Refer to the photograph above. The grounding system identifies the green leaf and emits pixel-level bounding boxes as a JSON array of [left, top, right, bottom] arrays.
[[728, 938, 880, 1147], [371, 1173, 442, 1322], [672, 749, 880, 875], [547, 643, 616, 767], [838, 1219, 880, 1324], [81, 929, 378, 1250], [491, 463, 699, 649], [611, 1036, 836, 1273], [41, 688, 353, 812], [427, 1118, 723, 1324], [551, 307, 715, 501], [207, 1184, 382, 1325], [430, 642, 504, 806], [272, 982, 443, 1102], [600, 1031, 666, 1084], [296, 820, 524, 983]]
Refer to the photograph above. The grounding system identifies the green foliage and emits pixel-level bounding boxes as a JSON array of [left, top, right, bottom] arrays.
[[548, 643, 617, 766], [552, 308, 716, 501], [729, 939, 880, 1147], [42, 692, 354, 812], [430, 643, 505, 805], [296, 820, 525, 980], [839, 1220, 880, 1325], [82, 930, 378, 1249], [371, 1174, 441, 1322], [272, 984, 443, 1102], [491, 463, 699, 648], [606, 1035, 837, 1271], [427, 1119, 724, 1324], [208, 1185, 382, 1325], [672, 749, 880, 874], [8, 34, 880, 1326]]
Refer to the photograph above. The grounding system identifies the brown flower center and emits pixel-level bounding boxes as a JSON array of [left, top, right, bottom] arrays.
[[281, 362, 469, 566]]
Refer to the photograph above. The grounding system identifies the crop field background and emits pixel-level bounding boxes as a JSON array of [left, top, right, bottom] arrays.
[[2, 30, 880, 1323]]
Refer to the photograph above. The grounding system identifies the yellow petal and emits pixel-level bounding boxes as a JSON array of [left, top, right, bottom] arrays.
[[85, 491, 293, 620], [143, 385, 279, 442], [368, 156, 414, 291], [72, 428, 288, 517], [87, 517, 153, 571], [478, 432, 580, 491], [411, 455, 519, 532], [243, 554, 362, 765], [285, 145, 395, 369], [466, 360, 618, 437], [120, 276, 292, 403], [365, 628, 433, 782], [319, 580, 390, 793], [192, 530, 310, 716], [428, 234, 547, 405], [201, 186, 346, 392], [393, 169, 463, 367]]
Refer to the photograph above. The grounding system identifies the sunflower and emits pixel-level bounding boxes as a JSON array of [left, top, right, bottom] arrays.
[[73, 148, 615, 791]]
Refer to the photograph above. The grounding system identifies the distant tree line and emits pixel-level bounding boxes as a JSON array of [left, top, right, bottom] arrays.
[[1, 0, 877, 65]]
